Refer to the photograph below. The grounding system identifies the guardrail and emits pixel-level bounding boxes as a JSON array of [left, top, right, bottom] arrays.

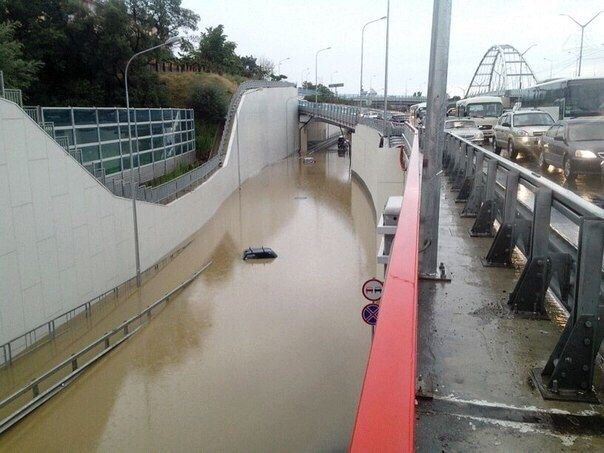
[[299, 100, 411, 147], [350, 122, 421, 451], [108, 154, 222, 203], [443, 132, 604, 402], [0, 262, 211, 434]]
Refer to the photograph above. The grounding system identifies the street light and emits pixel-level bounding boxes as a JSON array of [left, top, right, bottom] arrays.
[[561, 12, 603, 76], [359, 16, 387, 108], [278, 57, 290, 75], [383, 0, 391, 127], [519, 44, 536, 89], [520, 44, 537, 57], [125, 35, 179, 287], [236, 88, 263, 190], [315, 46, 331, 103]]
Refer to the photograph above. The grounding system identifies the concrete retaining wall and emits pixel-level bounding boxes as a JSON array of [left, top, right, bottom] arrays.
[[350, 124, 406, 219], [0, 86, 298, 344]]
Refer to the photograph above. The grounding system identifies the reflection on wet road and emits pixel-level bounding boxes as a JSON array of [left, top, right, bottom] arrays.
[[0, 151, 376, 452]]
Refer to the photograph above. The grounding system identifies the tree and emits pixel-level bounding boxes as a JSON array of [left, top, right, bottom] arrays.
[[1, 0, 197, 106], [0, 21, 41, 91], [256, 57, 274, 80], [196, 25, 241, 74]]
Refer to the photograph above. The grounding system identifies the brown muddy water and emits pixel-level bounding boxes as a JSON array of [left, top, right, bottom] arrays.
[[0, 151, 377, 452]]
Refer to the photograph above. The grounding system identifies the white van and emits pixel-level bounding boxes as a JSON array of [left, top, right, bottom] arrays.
[[455, 96, 504, 144]]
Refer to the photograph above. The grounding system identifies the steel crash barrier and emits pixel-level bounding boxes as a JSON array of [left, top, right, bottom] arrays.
[[350, 122, 421, 452], [443, 132, 604, 403]]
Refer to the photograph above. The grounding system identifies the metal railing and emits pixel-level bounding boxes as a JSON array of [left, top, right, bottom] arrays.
[[104, 80, 295, 204], [299, 100, 412, 149], [443, 132, 604, 401], [299, 100, 359, 128], [0, 262, 211, 434], [350, 122, 420, 451], [2, 89, 23, 106]]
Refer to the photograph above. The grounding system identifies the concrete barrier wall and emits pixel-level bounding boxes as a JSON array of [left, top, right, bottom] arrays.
[[0, 86, 298, 344], [351, 124, 406, 220]]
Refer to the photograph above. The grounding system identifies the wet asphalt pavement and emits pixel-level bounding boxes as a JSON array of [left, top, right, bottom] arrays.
[[483, 144, 604, 208]]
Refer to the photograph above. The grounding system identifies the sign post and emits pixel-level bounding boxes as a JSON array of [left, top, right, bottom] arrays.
[[361, 278, 383, 337]]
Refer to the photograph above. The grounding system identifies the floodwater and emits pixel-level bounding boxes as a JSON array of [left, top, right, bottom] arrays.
[[0, 151, 377, 452]]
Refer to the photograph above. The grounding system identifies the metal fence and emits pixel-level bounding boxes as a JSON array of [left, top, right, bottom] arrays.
[[0, 71, 23, 107], [443, 131, 604, 401], [0, 262, 211, 434], [105, 80, 296, 204]]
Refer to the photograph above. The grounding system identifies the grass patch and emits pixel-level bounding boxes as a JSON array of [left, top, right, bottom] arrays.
[[196, 121, 221, 161], [146, 162, 200, 187]]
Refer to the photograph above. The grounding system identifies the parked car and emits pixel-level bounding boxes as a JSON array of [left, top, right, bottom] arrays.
[[538, 116, 604, 180], [390, 114, 407, 123], [493, 109, 555, 159], [444, 119, 484, 143]]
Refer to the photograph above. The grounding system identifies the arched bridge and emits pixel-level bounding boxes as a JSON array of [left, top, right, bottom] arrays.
[[466, 44, 537, 97]]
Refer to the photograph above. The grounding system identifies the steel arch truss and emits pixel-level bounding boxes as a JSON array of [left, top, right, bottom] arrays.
[[466, 45, 537, 97]]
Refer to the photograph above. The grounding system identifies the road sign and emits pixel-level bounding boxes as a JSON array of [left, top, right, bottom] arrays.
[[361, 303, 379, 326], [362, 278, 384, 301], [328, 83, 344, 88]]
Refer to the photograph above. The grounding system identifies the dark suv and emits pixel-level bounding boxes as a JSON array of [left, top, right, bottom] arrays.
[[538, 117, 604, 180]]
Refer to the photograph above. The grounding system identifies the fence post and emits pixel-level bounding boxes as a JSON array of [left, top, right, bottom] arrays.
[[531, 218, 604, 402], [461, 151, 484, 217], [456, 144, 474, 202], [507, 188, 553, 315], [470, 159, 498, 236], [482, 169, 518, 267]]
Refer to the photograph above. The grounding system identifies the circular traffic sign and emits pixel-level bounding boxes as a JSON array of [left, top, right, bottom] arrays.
[[361, 303, 380, 326], [362, 278, 384, 301]]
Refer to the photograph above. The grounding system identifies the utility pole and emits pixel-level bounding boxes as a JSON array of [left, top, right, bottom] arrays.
[[315, 47, 331, 103], [125, 36, 179, 286], [383, 0, 390, 126], [561, 12, 603, 77], [359, 16, 387, 109], [419, 0, 452, 277]]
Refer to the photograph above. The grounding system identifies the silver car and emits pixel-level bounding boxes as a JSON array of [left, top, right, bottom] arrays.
[[444, 119, 484, 143], [493, 110, 555, 159]]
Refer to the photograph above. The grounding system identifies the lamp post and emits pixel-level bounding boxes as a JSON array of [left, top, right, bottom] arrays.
[[359, 16, 387, 108], [278, 57, 290, 76], [383, 0, 391, 127], [561, 12, 603, 77], [125, 36, 179, 287], [519, 44, 537, 89], [236, 88, 263, 190], [315, 46, 331, 103]]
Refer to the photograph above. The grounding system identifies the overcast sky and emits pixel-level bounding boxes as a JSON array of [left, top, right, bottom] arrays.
[[182, 0, 604, 97]]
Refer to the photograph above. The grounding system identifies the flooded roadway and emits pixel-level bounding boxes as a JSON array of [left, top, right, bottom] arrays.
[[0, 151, 377, 451]]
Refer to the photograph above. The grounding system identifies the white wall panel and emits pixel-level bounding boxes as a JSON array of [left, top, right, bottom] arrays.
[[0, 86, 297, 344]]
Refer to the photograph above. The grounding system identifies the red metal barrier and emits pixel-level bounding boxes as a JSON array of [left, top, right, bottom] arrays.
[[350, 130, 422, 453]]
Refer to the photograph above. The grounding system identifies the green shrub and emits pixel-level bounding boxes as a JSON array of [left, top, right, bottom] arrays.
[[190, 81, 230, 122]]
